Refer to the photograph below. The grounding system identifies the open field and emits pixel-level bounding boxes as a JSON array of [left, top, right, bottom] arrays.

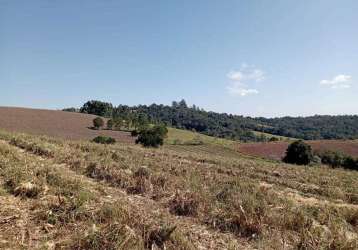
[[166, 127, 236, 147], [251, 130, 294, 141], [0, 107, 134, 143], [239, 140, 358, 161], [0, 129, 358, 249]]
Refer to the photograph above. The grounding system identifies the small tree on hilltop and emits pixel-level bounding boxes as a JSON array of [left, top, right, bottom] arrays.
[[93, 117, 104, 130], [283, 140, 313, 165]]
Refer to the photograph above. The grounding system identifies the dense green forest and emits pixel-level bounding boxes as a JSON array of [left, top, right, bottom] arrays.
[[65, 100, 358, 141], [255, 116, 358, 140]]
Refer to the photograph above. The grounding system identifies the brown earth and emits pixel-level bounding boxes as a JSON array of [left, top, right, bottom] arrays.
[[239, 140, 358, 160], [0, 107, 134, 143]]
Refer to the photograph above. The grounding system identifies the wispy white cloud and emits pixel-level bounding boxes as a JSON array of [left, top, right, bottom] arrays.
[[320, 74, 352, 89], [227, 82, 259, 96], [226, 64, 264, 97]]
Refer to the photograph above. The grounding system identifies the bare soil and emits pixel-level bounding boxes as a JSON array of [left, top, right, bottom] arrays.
[[0, 107, 134, 143], [239, 140, 358, 160]]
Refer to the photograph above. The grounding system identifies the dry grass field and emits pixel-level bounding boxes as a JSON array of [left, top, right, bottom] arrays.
[[0, 128, 358, 249], [239, 141, 358, 161], [1, 107, 358, 249]]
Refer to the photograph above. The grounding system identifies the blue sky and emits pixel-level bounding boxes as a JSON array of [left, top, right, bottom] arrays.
[[0, 0, 357, 117]]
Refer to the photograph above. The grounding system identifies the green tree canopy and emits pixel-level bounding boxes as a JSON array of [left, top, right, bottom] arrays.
[[93, 117, 104, 130], [80, 100, 113, 117], [135, 125, 168, 147], [283, 140, 313, 165]]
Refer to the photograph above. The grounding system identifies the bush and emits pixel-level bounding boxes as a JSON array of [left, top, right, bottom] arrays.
[[92, 136, 116, 144], [135, 125, 168, 148], [319, 150, 358, 170], [311, 155, 322, 164], [343, 156, 358, 170], [131, 130, 139, 137], [62, 107, 78, 112], [320, 151, 344, 167], [283, 140, 313, 165], [269, 137, 279, 142], [107, 119, 114, 130], [93, 117, 104, 130]]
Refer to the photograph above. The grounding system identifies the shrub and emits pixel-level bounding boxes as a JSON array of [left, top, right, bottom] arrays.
[[153, 124, 168, 137], [135, 125, 168, 148], [93, 117, 104, 130], [283, 140, 313, 165], [311, 155, 322, 164], [92, 136, 116, 144], [343, 156, 358, 170], [269, 137, 279, 142], [131, 130, 139, 137], [319, 150, 358, 170], [106, 119, 113, 130], [320, 150, 344, 167], [62, 107, 78, 112]]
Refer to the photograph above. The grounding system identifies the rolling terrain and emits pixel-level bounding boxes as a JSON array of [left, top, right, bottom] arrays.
[[1, 129, 358, 249], [0, 107, 358, 249]]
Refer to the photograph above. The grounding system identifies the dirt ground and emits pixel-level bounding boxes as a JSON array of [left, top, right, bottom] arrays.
[[239, 140, 358, 160], [0, 107, 134, 143]]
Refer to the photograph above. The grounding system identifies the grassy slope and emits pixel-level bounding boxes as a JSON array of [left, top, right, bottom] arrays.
[[166, 127, 292, 144], [0, 129, 358, 249], [251, 130, 294, 141], [166, 127, 236, 147]]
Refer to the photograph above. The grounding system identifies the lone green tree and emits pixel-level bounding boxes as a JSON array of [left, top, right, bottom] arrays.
[[283, 140, 313, 165], [135, 124, 168, 147], [93, 117, 104, 130]]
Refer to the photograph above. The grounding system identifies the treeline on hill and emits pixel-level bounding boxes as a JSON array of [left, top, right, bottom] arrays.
[[255, 116, 358, 140], [75, 100, 267, 142], [63, 100, 358, 141]]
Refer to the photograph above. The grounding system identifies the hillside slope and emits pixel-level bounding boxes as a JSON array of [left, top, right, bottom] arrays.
[[0, 107, 133, 142], [239, 140, 358, 161], [0, 129, 358, 249]]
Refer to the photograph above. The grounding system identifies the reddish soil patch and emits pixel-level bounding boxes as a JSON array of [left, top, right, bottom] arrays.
[[239, 140, 358, 160], [0, 107, 134, 143], [239, 142, 289, 160]]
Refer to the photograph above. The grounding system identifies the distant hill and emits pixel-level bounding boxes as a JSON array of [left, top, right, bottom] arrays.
[[0, 106, 234, 147], [74, 100, 358, 141]]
